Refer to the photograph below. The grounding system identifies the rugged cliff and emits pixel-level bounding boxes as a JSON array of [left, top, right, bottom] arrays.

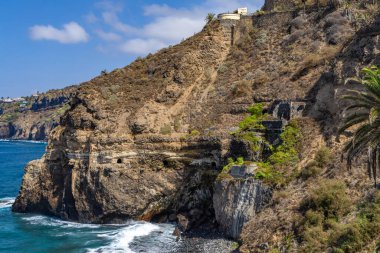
[[0, 86, 76, 140], [12, 0, 380, 252]]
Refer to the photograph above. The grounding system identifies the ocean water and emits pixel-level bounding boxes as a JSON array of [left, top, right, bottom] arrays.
[[0, 141, 179, 253]]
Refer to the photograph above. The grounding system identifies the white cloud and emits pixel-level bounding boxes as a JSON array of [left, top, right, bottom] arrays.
[[84, 13, 98, 24], [102, 11, 137, 34], [120, 38, 167, 55], [95, 29, 121, 41], [94, 0, 263, 55], [95, 0, 123, 13], [29, 22, 89, 44], [143, 16, 202, 41]]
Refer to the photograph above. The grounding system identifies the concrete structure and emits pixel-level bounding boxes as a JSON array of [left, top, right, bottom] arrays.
[[230, 163, 257, 178], [218, 13, 241, 20], [236, 7, 248, 15], [269, 100, 306, 121], [218, 7, 248, 20]]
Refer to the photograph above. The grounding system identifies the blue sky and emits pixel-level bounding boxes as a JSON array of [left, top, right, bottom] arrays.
[[0, 0, 263, 97]]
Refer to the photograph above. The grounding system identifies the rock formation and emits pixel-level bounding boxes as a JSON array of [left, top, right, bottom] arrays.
[[12, 0, 380, 251], [213, 178, 272, 239], [0, 86, 75, 140]]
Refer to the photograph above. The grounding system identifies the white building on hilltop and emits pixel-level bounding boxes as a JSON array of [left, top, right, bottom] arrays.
[[236, 7, 248, 15], [218, 7, 248, 20]]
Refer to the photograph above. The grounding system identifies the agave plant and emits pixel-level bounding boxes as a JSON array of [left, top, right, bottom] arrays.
[[340, 66, 380, 186]]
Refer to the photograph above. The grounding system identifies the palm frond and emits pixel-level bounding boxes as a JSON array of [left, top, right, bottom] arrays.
[[340, 66, 380, 187]]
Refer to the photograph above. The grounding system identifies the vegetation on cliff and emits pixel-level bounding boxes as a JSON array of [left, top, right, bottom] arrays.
[[0, 86, 75, 140], [340, 66, 380, 186], [297, 181, 380, 253]]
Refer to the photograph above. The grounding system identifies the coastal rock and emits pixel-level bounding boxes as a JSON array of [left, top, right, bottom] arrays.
[[13, 21, 235, 223], [0, 86, 75, 141], [177, 214, 190, 231], [11, 5, 380, 252], [213, 178, 272, 239]]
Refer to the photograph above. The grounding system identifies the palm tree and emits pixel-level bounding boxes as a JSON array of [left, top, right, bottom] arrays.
[[340, 66, 380, 187], [205, 13, 216, 24]]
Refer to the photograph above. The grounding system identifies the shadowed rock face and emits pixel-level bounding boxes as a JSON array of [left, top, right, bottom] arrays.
[[213, 178, 272, 239]]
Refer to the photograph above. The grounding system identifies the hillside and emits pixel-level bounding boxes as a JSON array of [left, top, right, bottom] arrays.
[[12, 0, 380, 252], [0, 86, 76, 140]]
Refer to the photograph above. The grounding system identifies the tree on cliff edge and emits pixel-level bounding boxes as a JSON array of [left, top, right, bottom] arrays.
[[340, 66, 380, 187], [205, 13, 215, 24]]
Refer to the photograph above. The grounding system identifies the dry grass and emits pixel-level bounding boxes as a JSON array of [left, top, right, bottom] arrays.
[[292, 46, 341, 80]]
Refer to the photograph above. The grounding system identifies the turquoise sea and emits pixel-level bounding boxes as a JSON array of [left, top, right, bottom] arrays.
[[0, 141, 179, 253]]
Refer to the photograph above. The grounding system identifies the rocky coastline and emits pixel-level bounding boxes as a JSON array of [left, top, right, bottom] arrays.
[[11, 0, 380, 251]]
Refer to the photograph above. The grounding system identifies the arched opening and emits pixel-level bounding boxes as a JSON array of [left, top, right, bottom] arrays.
[[211, 162, 217, 169], [163, 160, 169, 167], [117, 158, 122, 164]]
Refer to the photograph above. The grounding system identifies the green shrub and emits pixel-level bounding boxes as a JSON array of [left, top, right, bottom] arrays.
[[268, 148, 299, 166], [298, 180, 354, 252], [300, 161, 322, 180], [110, 85, 120, 93], [315, 146, 332, 168], [300, 147, 332, 180], [174, 117, 181, 132], [160, 124, 172, 135], [236, 132, 263, 152], [239, 115, 265, 131], [303, 210, 324, 227], [247, 103, 264, 116], [278, 120, 302, 152], [108, 94, 119, 106], [254, 162, 283, 184], [238, 103, 267, 131], [231, 242, 239, 250], [255, 10, 266, 16], [217, 64, 228, 73], [189, 130, 200, 136], [217, 157, 244, 181], [301, 180, 351, 220], [267, 120, 302, 168]]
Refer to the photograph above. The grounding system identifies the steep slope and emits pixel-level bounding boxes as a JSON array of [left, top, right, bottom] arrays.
[[12, 0, 380, 252], [12, 21, 235, 223]]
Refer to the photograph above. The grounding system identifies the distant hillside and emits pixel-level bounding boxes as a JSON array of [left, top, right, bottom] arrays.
[[0, 86, 77, 140]]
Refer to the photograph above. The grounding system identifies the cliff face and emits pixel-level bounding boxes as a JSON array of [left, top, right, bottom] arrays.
[[13, 21, 235, 223], [12, 1, 380, 251], [213, 178, 272, 239], [0, 87, 75, 140]]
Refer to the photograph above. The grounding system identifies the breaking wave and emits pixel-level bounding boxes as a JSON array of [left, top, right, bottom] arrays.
[[0, 197, 15, 209], [87, 223, 159, 253]]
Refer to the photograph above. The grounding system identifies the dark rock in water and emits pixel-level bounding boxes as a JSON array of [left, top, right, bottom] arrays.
[[173, 227, 181, 238], [169, 213, 177, 222], [213, 178, 272, 239], [177, 214, 190, 232]]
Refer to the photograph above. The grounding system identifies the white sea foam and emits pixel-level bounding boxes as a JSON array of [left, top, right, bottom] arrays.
[[87, 222, 159, 253], [0, 139, 47, 144], [21, 215, 102, 229], [0, 197, 15, 209]]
